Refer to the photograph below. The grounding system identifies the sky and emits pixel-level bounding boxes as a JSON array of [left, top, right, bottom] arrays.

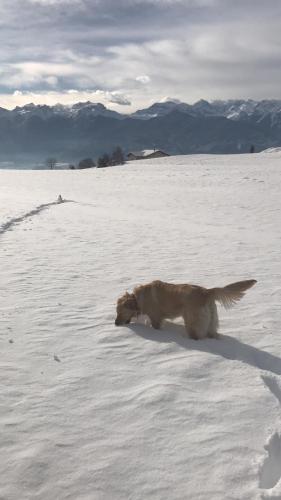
[[1, 0, 281, 111]]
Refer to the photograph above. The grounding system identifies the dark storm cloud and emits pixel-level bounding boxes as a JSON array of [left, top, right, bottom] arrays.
[[1, 0, 281, 108]]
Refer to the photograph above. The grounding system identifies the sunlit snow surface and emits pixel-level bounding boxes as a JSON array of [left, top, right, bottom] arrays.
[[1, 153, 281, 500]]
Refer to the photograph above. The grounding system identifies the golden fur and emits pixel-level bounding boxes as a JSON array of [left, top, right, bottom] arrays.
[[115, 279, 256, 339]]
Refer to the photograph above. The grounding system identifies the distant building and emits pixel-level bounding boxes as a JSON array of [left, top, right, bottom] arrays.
[[127, 149, 170, 161]]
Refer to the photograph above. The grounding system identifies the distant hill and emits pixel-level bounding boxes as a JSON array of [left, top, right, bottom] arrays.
[[1, 99, 281, 164]]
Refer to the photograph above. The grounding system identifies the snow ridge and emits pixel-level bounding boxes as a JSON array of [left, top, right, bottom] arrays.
[[260, 375, 281, 497]]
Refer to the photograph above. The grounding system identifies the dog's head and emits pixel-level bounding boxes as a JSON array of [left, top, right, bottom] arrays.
[[115, 292, 139, 326]]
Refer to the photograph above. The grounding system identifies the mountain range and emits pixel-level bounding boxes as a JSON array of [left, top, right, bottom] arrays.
[[1, 99, 281, 165]]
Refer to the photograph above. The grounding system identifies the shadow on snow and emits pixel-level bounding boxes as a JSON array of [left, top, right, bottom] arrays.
[[128, 321, 281, 376]]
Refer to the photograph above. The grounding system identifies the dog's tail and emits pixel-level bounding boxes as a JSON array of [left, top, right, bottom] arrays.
[[207, 279, 257, 308]]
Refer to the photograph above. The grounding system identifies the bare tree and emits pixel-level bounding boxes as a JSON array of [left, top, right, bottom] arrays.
[[78, 158, 96, 169], [111, 146, 125, 165], [97, 154, 110, 168], [46, 157, 57, 170]]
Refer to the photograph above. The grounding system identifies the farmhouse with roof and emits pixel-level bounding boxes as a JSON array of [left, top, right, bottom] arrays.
[[127, 149, 170, 161]]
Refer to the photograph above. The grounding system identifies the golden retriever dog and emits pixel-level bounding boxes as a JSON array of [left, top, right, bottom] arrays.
[[115, 279, 256, 339]]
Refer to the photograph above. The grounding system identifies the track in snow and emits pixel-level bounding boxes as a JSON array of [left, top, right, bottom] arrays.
[[0, 198, 72, 236]]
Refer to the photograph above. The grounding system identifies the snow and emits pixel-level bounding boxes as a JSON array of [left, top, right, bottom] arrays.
[[1, 152, 281, 500], [261, 147, 281, 154], [129, 149, 160, 157]]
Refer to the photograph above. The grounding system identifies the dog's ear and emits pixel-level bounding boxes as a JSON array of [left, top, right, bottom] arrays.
[[126, 293, 138, 311]]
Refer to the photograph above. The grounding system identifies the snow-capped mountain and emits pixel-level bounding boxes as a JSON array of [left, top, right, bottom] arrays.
[[131, 100, 193, 120], [131, 98, 281, 120], [1, 98, 281, 164], [67, 101, 124, 119], [7, 98, 281, 122], [12, 101, 125, 120]]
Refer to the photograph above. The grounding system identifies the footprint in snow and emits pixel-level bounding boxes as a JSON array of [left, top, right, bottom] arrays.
[[259, 375, 281, 493], [259, 432, 281, 490]]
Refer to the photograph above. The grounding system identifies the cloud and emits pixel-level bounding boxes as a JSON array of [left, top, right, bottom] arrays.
[[28, 0, 77, 4], [160, 97, 182, 104], [136, 75, 151, 84], [107, 92, 131, 106], [1, 0, 281, 109], [94, 90, 131, 106], [1, 89, 131, 110]]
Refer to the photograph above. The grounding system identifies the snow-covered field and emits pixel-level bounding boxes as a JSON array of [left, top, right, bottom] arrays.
[[1, 153, 281, 500]]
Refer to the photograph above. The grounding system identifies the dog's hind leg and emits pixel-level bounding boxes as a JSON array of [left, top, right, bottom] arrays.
[[183, 312, 199, 339], [184, 307, 210, 340], [207, 302, 219, 339]]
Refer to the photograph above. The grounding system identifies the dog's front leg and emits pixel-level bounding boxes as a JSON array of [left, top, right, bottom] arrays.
[[188, 328, 200, 340], [149, 315, 162, 330], [183, 313, 199, 340]]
